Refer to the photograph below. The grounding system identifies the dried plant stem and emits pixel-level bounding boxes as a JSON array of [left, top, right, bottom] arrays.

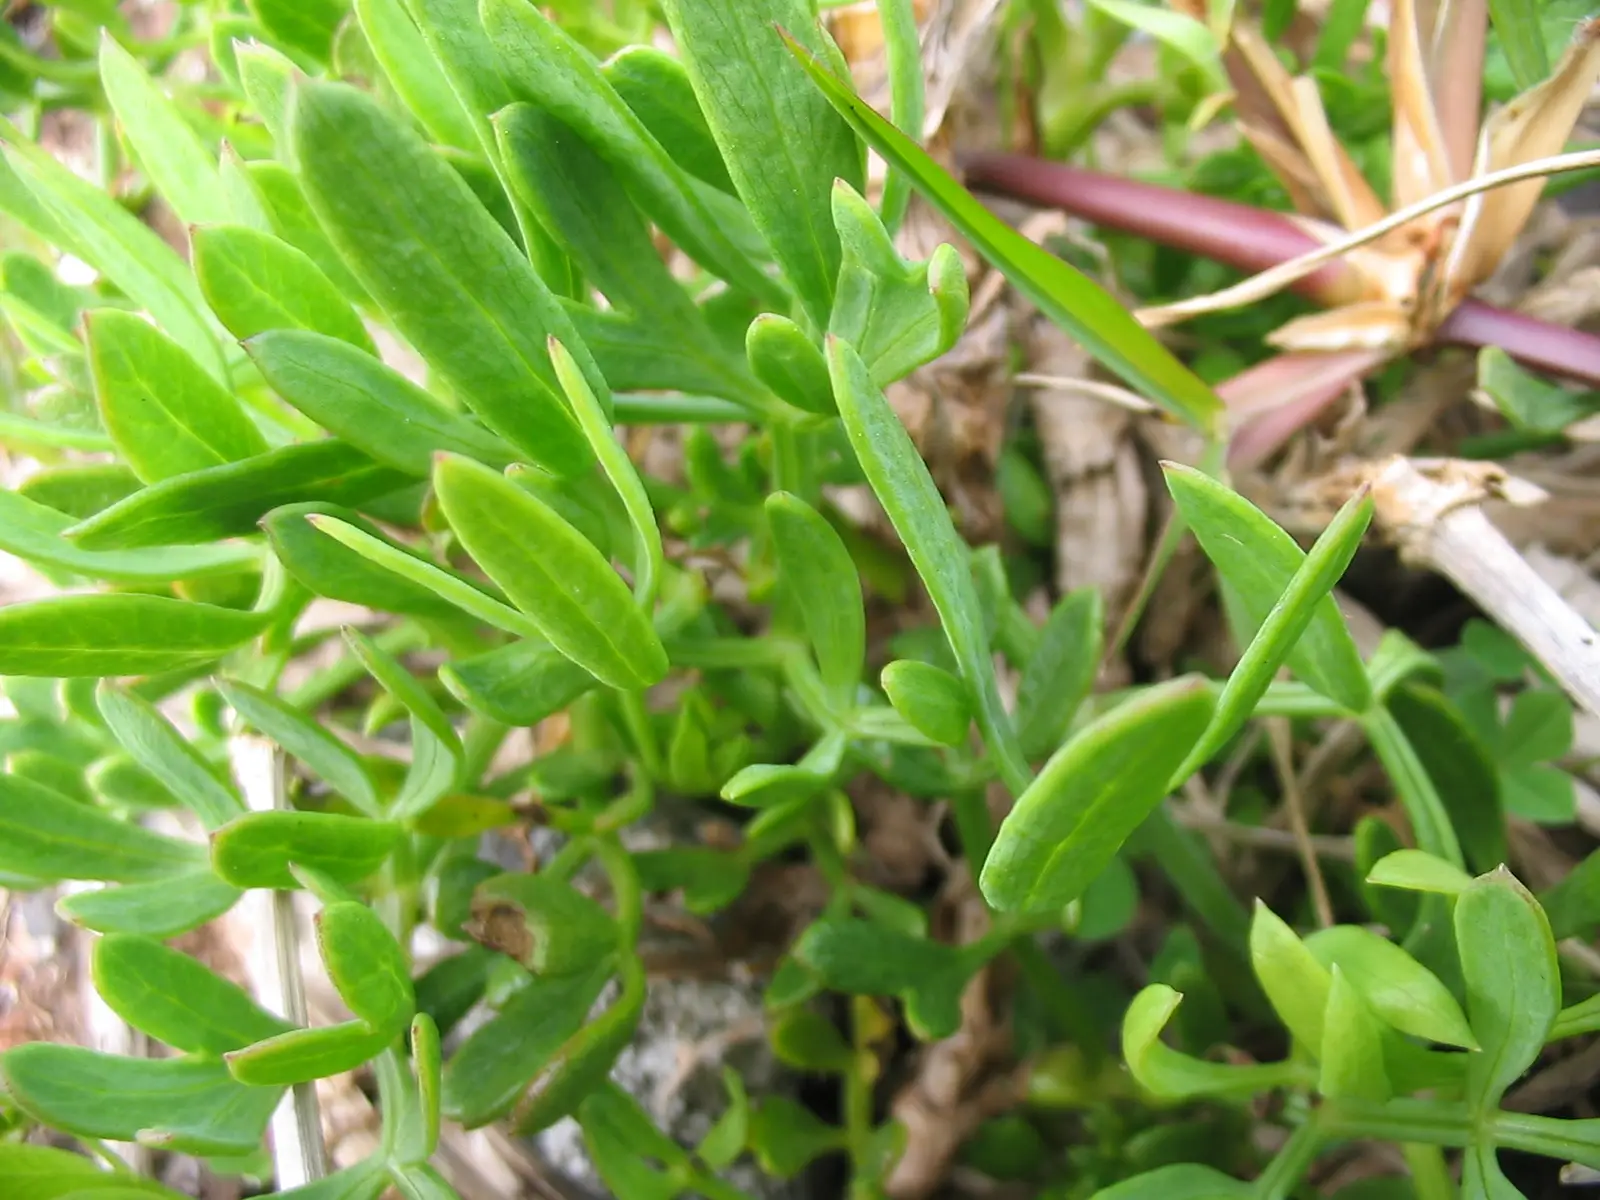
[[1267, 717, 1333, 928], [231, 735, 327, 1190], [1139, 149, 1600, 326], [1173, 809, 1356, 861], [1367, 458, 1600, 719]]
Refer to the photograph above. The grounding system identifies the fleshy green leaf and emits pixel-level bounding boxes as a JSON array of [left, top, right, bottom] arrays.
[[829, 336, 1028, 792], [16, 463, 139, 520], [1165, 463, 1371, 712], [67, 440, 412, 550], [1318, 967, 1390, 1102], [1303, 924, 1476, 1048], [785, 36, 1223, 432], [1091, 1164, 1252, 1200], [982, 676, 1214, 913], [98, 33, 231, 226], [0, 1046, 282, 1154], [57, 871, 243, 938], [193, 224, 375, 353], [247, 329, 513, 475], [253, 0, 345, 62], [481, 0, 782, 309], [290, 79, 595, 476], [226, 1022, 392, 1087], [244, 159, 371, 306], [469, 873, 620, 978], [1122, 985, 1306, 1101], [439, 638, 596, 727], [91, 935, 292, 1055], [881, 659, 971, 747], [210, 811, 401, 890], [0, 771, 204, 882], [603, 45, 733, 194], [433, 453, 667, 690], [97, 683, 244, 828], [1249, 901, 1332, 1050], [1458, 866, 1559, 1112], [343, 627, 462, 820], [1015, 588, 1103, 759], [318, 900, 416, 1036], [747, 314, 834, 415], [792, 918, 968, 1040], [440, 959, 612, 1128], [748, 1096, 847, 1180], [1366, 849, 1474, 895], [658, 0, 861, 328], [0, 595, 268, 676], [218, 679, 379, 814], [86, 309, 267, 484], [767, 491, 863, 705], [0, 1143, 189, 1200], [0, 487, 260, 584], [354, 0, 478, 149]]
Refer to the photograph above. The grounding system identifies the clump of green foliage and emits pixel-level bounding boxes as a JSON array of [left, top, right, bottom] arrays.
[[0, 2, 1597, 1199]]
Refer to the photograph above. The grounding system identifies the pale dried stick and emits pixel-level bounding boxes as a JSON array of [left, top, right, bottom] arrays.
[[232, 734, 327, 1189], [1267, 717, 1333, 928], [1364, 457, 1600, 720], [1138, 148, 1600, 326]]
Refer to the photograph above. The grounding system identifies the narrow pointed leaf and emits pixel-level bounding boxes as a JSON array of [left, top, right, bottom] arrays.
[[829, 337, 1027, 792], [247, 330, 514, 475], [97, 682, 244, 828], [92, 935, 292, 1055], [218, 679, 379, 813], [1165, 463, 1371, 712], [225, 1022, 392, 1087], [245, 160, 371, 306], [982, 677, 1215, 913], [439, 638, 597, 726], [99, 34, 230, 226], [343, 627, 461, 820], [87, 310, 267, 483], [1016, 589, 1103, 759], [434, 454, 667, 690], [1303, 924, 1477, 1049], [786, 38, 1222, 431], [193, 224, 374, 352], [767, 491, 864, 703], [290, 80, 594, 475], [355, 0, 477, 149], [1318, 967, 1391, 1102], [0, 488, 259, 583], [603, 46, 733, 194], [0, 772, 204, 882], [0, 595, 268, 676], [67, 441, 412, 550]]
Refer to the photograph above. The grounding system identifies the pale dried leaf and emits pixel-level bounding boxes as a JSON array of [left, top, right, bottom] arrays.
[[1289, 77, 1389, 230], [1429, 0, 1488, 181], [1267, 301, 1412, 352], [1389, 0, 1456, 207]]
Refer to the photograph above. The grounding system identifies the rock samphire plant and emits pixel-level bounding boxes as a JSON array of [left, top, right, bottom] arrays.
[[3, 2, 1600, 1198]]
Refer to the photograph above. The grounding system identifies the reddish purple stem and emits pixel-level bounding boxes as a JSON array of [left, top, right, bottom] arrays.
[[964, 151, 1600, 389]]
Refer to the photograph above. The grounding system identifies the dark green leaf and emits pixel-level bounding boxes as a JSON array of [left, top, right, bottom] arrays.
[[97, 682, 243, 828], [1498, 689, 1572, 768], [468, 873, 620, 978], [983, 676, 1214, 913], [830, 336, 1028, 792], [1458, 866, 1559, 1112], [252, 0, 345, 62], [0, 1142, 188, 1200], [92, 935, 292, 1055], [86, 309, 266, 483], [0, 595, 268, 676], [1016, 588, 1103, 758], [317, 900, 415, 1035], [67, 440, 412, 550], [57, 870, 242, 938], [263, 504, 468, 618], [218, 679, 379, 813], [0, 1045, 281, 1154], [434, 454, 667, 690], [193, 225, 374, 353], [1388, 682, 1505, 871], [481, 0, 782, 309], [748, 1096, 846, 1179], [344, 628, 461, 820], [248, 330, 513, 475], [16, 464, 139, 520], [1487, 0, 1550, 90], [290, 80, 595, 475], [770, 1008, 854, 1073], [1165, 463, 1370, 713], [786, 37, 1222, 432], [210, 810, 401, 890], [244, 160, 371, 306], [659, 0, 861, 328], [793, 917, 967, 1039], [439, 638, 597, 726], [441, 960, 612, 1128]]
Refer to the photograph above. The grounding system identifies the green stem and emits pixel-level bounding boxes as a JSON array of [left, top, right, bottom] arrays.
[[1402, 1143, 1456, 1200], [1044, 79, 1162, 159], [1493, 1112, 1600, 1170], [1131, 804, 1250, 947], [1319, 1097, 1474, 1146], [1251, 1118, 1324, 1200], [618, 690, 663, 780], [1362, 708, 1464, 867], [594, 835, 644, 948], [951, 788, 994, 870], [1550, 992, 1600, 1041], [844, 998, 875, 1177]]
